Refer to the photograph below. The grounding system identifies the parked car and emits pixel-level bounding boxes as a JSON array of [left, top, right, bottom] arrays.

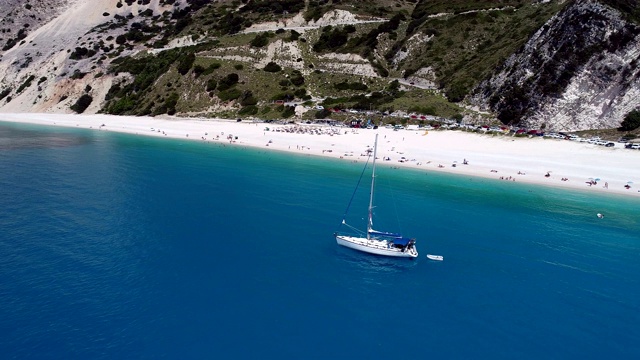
[[605, 142, 615, 147]]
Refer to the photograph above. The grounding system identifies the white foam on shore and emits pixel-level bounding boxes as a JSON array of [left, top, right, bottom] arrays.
[[1, 112, 639, 198]]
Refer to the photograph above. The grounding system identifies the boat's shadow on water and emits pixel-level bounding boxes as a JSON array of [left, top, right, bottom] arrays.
[[334, 247, 419, 274]]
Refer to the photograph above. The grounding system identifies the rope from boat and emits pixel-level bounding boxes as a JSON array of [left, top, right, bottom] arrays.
[[339, 153, 372, 225], [341, 222, 366, 236]]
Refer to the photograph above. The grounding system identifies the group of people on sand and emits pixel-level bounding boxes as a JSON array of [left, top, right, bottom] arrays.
[[270, 125, 343, 136]]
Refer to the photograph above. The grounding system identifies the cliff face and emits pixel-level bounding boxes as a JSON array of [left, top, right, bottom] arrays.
[[0, 0, 71, 52], [471, 0, 640, 131]]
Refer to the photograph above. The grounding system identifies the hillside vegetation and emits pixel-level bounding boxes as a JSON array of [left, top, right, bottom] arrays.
[[1, 0, 639, 133], [97, 0, 564, 122]]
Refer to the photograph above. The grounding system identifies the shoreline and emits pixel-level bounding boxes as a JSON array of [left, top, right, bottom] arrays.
[[1, 112, 639, 198]]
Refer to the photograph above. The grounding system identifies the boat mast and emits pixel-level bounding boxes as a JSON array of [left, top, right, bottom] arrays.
[[367, 133, 378, 238]]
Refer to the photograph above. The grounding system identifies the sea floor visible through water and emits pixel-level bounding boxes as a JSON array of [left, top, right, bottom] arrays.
[[0, 121, 639, 358]]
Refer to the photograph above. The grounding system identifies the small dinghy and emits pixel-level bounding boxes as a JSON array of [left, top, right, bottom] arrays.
[[426, 254, 443, 261], [597, 213, 604, 219]]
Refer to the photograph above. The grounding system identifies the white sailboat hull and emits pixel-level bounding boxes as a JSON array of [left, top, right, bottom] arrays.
[[336, 235, 418, 258]]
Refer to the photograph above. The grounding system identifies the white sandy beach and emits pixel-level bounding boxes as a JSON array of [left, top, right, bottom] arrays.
[[1, 112, 639, 198]]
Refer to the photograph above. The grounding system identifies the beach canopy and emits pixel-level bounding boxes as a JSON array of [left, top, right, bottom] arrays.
[[394, 237, 414, 246]]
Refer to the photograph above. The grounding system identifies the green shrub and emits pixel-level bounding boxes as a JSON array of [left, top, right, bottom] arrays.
[[619, 109, 640, 131], [445, 81, 468, 102], [206, 78, 217, 91], [288, 30, 300, 41], [250, 33, 270, 48], [293, 88, 307, 98], [107, 96, 136, 114], [263, 62, 282, 72], [218, 88, 242, 101], [70, 71, 87, 80], [239, 91, 258, 106], [217, 73, 239, 91], [315, 109, 331, 118], [271, 92, 293, 101], [313, 26, 349, 52], [0, 88, 11, 101], [202, 63, 221, 76], [193, 64, 206, 77], [165, 92, 179, 114], [335, 82, 368, 91], [115, 35, 127, 45], [371, 61, 389, 77], [238, 105, 258, 115], [282, 105, 295, 118], [70, 94, 93, 113], [176, 52, 195, 75], [290, 71, 304, 86], [2, 28, 27, 51], [17, 75, 35, 93]]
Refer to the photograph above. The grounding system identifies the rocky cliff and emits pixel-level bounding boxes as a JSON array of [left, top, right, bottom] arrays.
[[471, 0, 640, 131]]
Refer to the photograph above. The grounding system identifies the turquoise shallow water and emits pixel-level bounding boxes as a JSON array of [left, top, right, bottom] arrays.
[[0, 120, 639, 359]]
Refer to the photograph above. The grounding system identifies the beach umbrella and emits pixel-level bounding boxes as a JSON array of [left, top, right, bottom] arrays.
[[627, 181, 634, 185], [594, 178, 601, 182]]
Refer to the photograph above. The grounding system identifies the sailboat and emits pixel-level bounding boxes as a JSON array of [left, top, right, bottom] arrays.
[[335, 134, 418, 258]]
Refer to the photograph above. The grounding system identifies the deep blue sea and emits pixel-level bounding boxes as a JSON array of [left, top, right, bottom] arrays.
[[1, 120, 639, 359]]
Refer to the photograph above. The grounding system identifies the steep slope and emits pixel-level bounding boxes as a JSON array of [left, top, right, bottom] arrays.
[[471, 0, 640, 131], [0, 0, 639, 133], [0, 0, 72, 53], [0, 0, 184, 113]]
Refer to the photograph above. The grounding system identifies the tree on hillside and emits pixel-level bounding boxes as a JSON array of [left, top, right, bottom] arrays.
[[263, 62, 282, 72], [619, 109, 640, 131], [70, 94, 93, 113]]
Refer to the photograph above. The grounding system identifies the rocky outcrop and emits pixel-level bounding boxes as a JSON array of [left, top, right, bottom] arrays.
[[471, 0, 640, 131]]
